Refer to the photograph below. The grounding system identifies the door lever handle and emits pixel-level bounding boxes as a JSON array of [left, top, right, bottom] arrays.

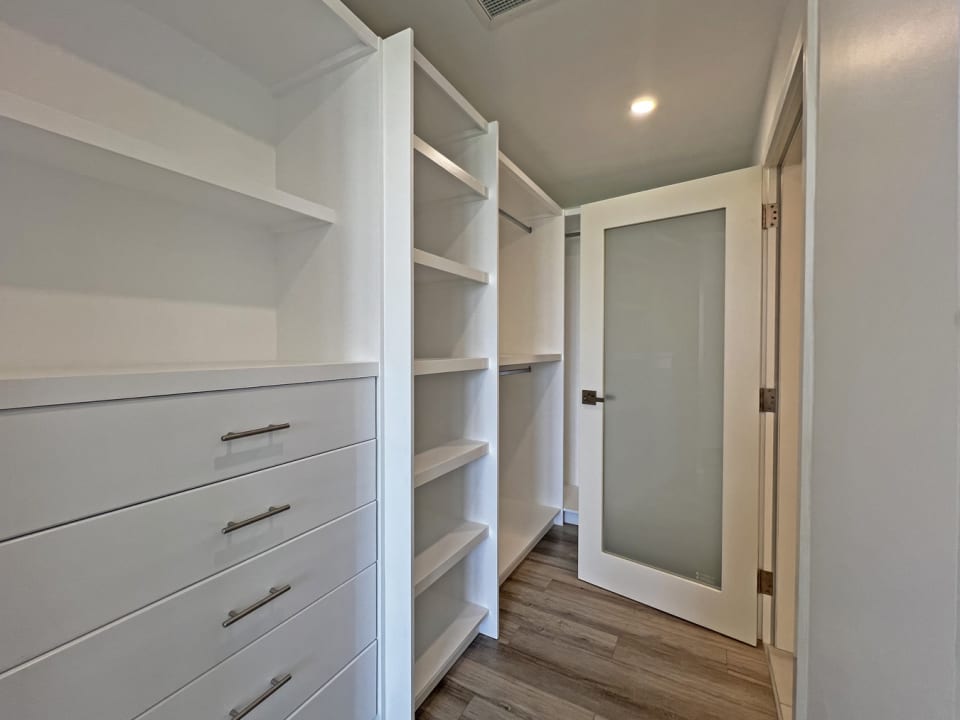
[[582, 390, 604, 406]]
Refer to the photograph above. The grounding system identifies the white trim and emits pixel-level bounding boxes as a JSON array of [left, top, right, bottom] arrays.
[[794, 0, 817, 715]]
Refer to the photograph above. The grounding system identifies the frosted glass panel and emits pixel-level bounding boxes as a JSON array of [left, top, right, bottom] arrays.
[[603, 210, 725, 588]]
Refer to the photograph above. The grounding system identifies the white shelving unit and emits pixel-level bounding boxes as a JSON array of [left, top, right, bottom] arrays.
[[0, 1, 385, 718], [383, 32, 500, 714], [0, 0, 382, 380], [497, 153, 566, 584]]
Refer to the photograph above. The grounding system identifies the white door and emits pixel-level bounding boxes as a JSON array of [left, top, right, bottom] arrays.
[[578, 167, 762, 644]]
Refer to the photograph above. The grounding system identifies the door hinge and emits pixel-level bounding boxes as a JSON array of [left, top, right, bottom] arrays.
[[759, 387, 777, 413], [762, 203, 779, 230], [758, 569, 774, 596]]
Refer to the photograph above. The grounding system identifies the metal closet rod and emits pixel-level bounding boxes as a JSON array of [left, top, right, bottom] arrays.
[[499, 365, 533, 376], [499, 209, 533, 234]]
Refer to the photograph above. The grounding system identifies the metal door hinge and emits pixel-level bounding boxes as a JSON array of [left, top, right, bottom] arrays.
[[762, 203, 779, 230], [758, 569, 774, 596], [759, 387, 777, 413]]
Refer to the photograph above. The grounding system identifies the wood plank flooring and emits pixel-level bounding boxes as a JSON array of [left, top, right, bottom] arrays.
[[418, 525, 778, 720]]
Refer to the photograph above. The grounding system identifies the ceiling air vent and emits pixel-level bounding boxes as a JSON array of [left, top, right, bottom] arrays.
[[469, 0, 551, 24]]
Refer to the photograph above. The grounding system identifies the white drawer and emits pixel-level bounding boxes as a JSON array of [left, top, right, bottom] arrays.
[[0, 440, 375, 673], [139, 566, 377, 720], [286, 643, 377, 720], [0, 507, 376, 720], [0, 377, 375, 541]]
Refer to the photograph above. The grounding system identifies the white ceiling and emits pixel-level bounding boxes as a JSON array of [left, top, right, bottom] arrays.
[[342, 0, 788, 208]]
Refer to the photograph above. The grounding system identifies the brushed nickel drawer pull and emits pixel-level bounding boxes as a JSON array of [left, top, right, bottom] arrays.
[[221, 423, 291, 442], [222, 504, 291, 534], [222, 584, 292, 628], [229, 673, 292, 719]]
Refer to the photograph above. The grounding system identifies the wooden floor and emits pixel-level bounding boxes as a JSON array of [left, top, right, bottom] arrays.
[[418, 525, 778, 720]]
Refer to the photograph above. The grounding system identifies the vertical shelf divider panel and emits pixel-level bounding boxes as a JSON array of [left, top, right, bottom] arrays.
[[381, 29, 416, 720], [497, 153, 566, 584]]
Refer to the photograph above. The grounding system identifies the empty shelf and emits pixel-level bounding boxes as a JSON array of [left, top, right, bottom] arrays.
[[499, 353, 562, 369], [414, 601, 488, 708], [117, 0, 377, 94], [414, 358, 490, 376], [415, 440, 489, 488], [0, 361, 379, 410], [498, 500, 561, 584], [413, 49, 487, 141], [0, 92, 337, 232], [414, 136, 488, 205], [499, 152, 563, 224], [414, 249, 489, 284], [414, 522, 489, 597]]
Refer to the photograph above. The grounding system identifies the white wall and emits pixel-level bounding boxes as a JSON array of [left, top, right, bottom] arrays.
[[800, 0, 960, 717]]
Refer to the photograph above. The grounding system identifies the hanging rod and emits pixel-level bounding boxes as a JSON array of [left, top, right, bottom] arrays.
[[499, 209, 533, 234], [565, 232, 581, 238], [499, 365, 532, 376]]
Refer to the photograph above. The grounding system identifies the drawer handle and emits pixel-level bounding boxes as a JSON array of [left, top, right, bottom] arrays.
[[222, 584, 292, 628], [221, 423, 291, 442], [222, 504, 291, 534], [229, 673, 292, 719]]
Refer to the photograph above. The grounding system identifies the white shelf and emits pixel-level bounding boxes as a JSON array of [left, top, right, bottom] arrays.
[[498, 500, 561, 584], [414, 601, 488, 708], [414, 249, 489, 284], [128, 0, 378, 94], [499, 353, 562, 369], [499, 152, 563, 224], [414, 358, 490, 376], [415, 440, 489, 489], [414, 522, 489, 597], [413, 49, 487, 150], [0, 92, 337, 232], [0, 361, 379, 410], [414, 136, 488, 205]]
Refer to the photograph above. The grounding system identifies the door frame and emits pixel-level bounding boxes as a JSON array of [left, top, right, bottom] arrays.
[[757, 10, 814, 716], [759, 48, 805, 650], [577, 166, 763, 645]]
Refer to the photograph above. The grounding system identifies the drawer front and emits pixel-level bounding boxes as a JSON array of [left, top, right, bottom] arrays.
[[0, 377, 375, 540], [0, 440, 375, 673], [0, 507, 376, 720], [286, 643, 377, 720], [140, 566, 377, 720]]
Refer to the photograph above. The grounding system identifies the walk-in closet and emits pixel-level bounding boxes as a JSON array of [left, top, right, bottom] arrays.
[[6, 0, 918, 718]]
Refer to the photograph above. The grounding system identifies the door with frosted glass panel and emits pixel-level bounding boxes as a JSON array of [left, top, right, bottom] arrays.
[[578, 167, 761, 644]]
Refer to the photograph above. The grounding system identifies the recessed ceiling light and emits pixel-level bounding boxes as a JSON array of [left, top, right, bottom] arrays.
[[630, 97, 657, 116]]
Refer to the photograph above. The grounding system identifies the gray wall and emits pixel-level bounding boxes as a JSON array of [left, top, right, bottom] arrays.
[[805, 0, 960, 717]]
